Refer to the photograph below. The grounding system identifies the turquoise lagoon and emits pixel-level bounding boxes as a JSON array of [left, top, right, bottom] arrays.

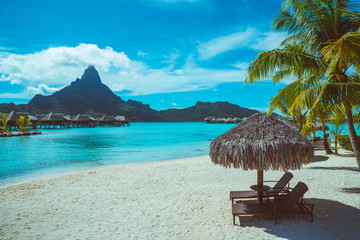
[[0, 122, 235, 185]]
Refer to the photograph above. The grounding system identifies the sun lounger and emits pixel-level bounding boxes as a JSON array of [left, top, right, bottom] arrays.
[[232, 182, 314, 225], [230, 172, 293, 203]]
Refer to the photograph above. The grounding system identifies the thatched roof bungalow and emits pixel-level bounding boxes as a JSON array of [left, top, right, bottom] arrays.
[[209, 113, 314, 203], [115, 115, 129, 125], [38, 112, 71, 128], [72, 114, 97, 127], [204, 116, 215, 123], [97, 115, 118, 126], [4, 111, 35, 129], [275, 116, 301, 132], [205, 116, 243, 124]]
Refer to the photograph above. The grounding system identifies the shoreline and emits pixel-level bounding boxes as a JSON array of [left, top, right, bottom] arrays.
[[1, 149, 359, 239], [0, 155, 208, 189], [0, 131, 42, 138]]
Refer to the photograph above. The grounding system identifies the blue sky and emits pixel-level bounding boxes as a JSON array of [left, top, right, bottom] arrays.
[[0, 0, 289, 111]]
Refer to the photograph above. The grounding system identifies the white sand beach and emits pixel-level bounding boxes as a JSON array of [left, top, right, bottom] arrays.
[[1, 149, 360, 240]]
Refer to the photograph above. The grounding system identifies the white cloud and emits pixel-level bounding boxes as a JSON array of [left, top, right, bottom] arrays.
[[230, 61, 250, 70], [0, 43, 130, 87], [198, 28, 256, 60], [10, 79, 21, 84], [197, 28, 287, 60], [137, 51, 149, 57], [0, 43, 247, 98], [0, 74, 7, 81], [162, 50, 180, 64], [0, 92, 31, 99], [250, 32, 287, 51], [27, 84, 63, 95]]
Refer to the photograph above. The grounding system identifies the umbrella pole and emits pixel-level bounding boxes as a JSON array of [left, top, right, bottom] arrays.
[[257, 169, 264, 203]]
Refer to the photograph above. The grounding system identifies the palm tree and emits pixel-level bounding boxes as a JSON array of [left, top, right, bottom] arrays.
[[246, 0, 360, 167], [17, 116, 32, 133], [329, 105, 347, 154], [0, 113, 10, 133], [314, 103, 334, 154]]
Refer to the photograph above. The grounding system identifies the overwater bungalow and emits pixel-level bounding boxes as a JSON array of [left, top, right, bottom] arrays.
[[27, 115, 39, 128], [98, 115, 118, 126], [115, 115, 130, 126], [38, 112, 72, 128], [3, 110, 129, 129], [204, 116, 215, 123], [72, 114, 97, 128], [3, 111, 34, 130], [204, 116, 243, 124]]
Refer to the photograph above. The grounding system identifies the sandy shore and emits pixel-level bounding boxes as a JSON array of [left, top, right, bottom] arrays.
[[1, 149, 360, 239]]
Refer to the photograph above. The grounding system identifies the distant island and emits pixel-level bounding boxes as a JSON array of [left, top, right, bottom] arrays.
[[0, 66, 261, 122]]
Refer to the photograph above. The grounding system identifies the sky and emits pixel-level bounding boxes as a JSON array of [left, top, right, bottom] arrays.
[[0, 0, 290, 111]]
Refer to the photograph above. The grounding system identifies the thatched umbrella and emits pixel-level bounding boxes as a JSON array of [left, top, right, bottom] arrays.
[[209, 113, 314, 203], [275, 115, 301, 132]]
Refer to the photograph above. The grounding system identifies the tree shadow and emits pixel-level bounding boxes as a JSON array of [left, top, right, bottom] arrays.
[[307, 166, 360, 172], [237, 198, 360, 240], [342, 187, 360, 194], [311, 155, 329, 163], [338, 152, 355, 157]]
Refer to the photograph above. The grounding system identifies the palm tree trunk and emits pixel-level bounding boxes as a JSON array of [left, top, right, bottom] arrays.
[[322, 120, 333, 154], [334, 136, 338, 155], [298, 112, 303, 131], [344, 103, 360, 168]]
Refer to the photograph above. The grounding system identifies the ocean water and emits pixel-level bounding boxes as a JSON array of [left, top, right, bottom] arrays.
[[0, 122, 235, 185]]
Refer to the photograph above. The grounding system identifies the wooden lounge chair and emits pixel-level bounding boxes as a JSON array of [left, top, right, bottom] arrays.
[[230, 172, 293, 204], [232, 182, 314, 225]]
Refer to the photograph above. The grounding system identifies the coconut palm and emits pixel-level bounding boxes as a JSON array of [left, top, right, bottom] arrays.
[[329, 105, 347, 154], [246, 0, 360, 167], [313, 103, 334, 154], [268, 83, 307, 131], [17, 116, 32, 133], [0, 113, 10, 133]]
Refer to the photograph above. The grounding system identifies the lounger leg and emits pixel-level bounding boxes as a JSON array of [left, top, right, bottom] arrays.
[[233, 214, 235, 225]]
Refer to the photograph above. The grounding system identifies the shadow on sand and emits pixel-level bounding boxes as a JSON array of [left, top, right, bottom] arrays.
[[307, 166, 360, 172], [311, 155, 329, 163], [338, 152, 355, 157], [342, 187, 360, 194], [237, 198, 360, 240]]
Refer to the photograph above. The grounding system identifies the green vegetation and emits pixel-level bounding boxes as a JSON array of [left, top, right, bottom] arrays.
[[329, 105, 347, 154], [246, 0, 360, 168], [338, 135, 360, 152], [0, 113, 10, 133], [16, 116, 32, 133]]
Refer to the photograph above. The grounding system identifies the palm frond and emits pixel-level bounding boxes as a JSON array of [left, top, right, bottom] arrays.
[[322, 32, 360, 72], [246, 48, 325, 83]]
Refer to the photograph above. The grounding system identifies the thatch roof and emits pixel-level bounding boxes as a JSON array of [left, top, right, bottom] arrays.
[[72, 114, 95, 122], [115, 116, 125, 121], [275, 116, 301, 132], [27, 115, 38, 121], [6, 111, 31, 121], [40, 113, 70, 121], [97, 115, 116, 122], [209, 113, 314, 171], [204, 116, 215, 121]]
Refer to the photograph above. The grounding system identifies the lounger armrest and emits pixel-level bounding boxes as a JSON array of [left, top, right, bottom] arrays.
[[301, 199, 315, 209]]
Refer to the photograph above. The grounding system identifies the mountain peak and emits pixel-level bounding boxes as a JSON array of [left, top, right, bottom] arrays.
[[79, 65, 101, 85]]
